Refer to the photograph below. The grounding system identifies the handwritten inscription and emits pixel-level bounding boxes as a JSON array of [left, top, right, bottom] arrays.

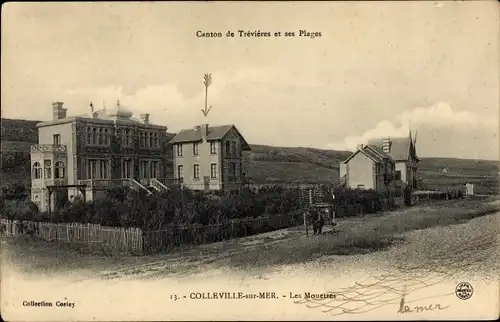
[[398, 303, 449, 314], [398, 297, 449, 314]]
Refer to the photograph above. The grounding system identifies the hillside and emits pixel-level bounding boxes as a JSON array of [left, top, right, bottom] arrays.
[[1, 118, 498, 193]]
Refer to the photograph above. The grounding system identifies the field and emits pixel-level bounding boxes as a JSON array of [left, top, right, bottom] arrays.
[[1, 118, 498, 190], [2, 197, 498, 280]]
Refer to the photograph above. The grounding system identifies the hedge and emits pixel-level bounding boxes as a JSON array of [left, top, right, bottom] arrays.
[[1, 185, 401, 230]]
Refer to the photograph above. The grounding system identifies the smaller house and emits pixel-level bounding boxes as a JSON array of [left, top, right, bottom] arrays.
[[339, 144, 395, 192], [169, 124, 252, 192], [367, 134, 419, 190]]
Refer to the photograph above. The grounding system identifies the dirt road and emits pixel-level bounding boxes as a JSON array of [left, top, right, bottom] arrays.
[[2, 198, 498, 282]]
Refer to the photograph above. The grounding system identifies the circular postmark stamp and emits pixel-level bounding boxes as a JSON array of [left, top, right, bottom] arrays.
[[455, 282, 473, 300]]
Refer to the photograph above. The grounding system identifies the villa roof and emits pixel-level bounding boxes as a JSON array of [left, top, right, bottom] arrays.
[[343, 145, 394, 164], [367, 137, 417, 161], [169, 124, 252, 151]]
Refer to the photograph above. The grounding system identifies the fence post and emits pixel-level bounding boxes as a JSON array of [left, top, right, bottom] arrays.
[[303, 211, 309, 237]]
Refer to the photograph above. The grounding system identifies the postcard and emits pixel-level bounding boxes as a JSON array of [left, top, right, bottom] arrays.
[[1, 1, 499, 321]]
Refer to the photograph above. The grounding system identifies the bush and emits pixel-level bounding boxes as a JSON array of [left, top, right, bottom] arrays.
[[1, 184, 400, 231]]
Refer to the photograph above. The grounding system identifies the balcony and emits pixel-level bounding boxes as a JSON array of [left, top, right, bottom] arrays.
[[44, 178, 67, 186], [31, 144, 67, 153], [77, 178, 183, 193]]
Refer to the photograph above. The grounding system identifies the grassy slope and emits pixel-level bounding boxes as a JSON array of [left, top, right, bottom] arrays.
[[1, 118, 498, 191]]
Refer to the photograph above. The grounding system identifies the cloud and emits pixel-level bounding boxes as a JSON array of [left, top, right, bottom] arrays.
[[327, 102, 498, 153]]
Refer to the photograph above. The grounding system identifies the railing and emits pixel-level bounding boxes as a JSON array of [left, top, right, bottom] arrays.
[[128, 178, 153, 196], [30, 144, 67, 153], [44, 178, 67, 186], [338, 175, 347, 187], [150, 178, 169, 192], [76, 178, 152, 195], [157, 178, 183, 186]]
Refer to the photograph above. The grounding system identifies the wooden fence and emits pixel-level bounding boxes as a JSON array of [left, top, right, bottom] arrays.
[[1, 211, 307, 255], [142, 211, 302, 254], [0, 218, 143, 255]]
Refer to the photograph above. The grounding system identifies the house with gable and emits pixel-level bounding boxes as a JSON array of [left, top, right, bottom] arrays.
[[339, 132, 419, 193], [169, 123, 252, 192], [339, 144, 396, 192], [366, 133, 419, 190]]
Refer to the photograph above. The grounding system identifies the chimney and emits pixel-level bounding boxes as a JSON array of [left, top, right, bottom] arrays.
[[140, 113, 150, 124], [52, 101, 66, 120], [382, 138, 391, 154], [356, 144, 364, 150], [201, 124, 209, 140]]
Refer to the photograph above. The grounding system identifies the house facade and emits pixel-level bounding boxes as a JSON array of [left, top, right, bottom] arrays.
[[169, 124, 251, 192], [30, 101, 180, 212], [367, 134, 419, 191], [339, 144, 396, 192]]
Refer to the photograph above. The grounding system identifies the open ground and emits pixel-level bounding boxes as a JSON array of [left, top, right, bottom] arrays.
[[2, 197, 499, 282]]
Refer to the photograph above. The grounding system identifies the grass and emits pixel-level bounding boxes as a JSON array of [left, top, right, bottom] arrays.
[[224, 198, 500, 269], [2, 198, 498, 279]]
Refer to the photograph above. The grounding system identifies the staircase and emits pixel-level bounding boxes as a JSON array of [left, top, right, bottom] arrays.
[[125, 178, 153, 196], [337, 175, 347, 188], [148, 178, 170, 193]]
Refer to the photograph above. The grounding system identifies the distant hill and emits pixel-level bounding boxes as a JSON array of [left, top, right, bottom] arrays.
[[1, 118, 39, 143], [1, 118, 498, 193]]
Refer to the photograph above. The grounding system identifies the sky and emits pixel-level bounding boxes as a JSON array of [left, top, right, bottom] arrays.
[[2, 2, 499, 160]]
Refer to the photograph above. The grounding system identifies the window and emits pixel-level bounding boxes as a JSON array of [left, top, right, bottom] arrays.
[[193, 164, 200, 180], [98, 129, 104, 145], [193, 142, 199, 155], [32, 162, 42, 179], [225, 141, 231, 154], [87, 127, 111, 146], [395, 171, 402, 181], [140, 132, 145, 147], [53, 134, 61, 146], [55, 161, 65, 179], [210, 142, 216, 154], [122, 159, 133, 178], [150, 161, 159, 178], [122, 129, 132, 147], [357, 185, 365, 189], [228, 162, 236, 181], [140, 160, 149, 178], [87, 159, 109, 179], [231, 141, 237, 155], [44, 160, 52, 179], [149, 133, 154, 148], [176, 144, 183, 156], [177, 165, 184, 179], [88, 160, 97, 179], [99, 160, 108, 179], [210, 163, 217, 179]]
